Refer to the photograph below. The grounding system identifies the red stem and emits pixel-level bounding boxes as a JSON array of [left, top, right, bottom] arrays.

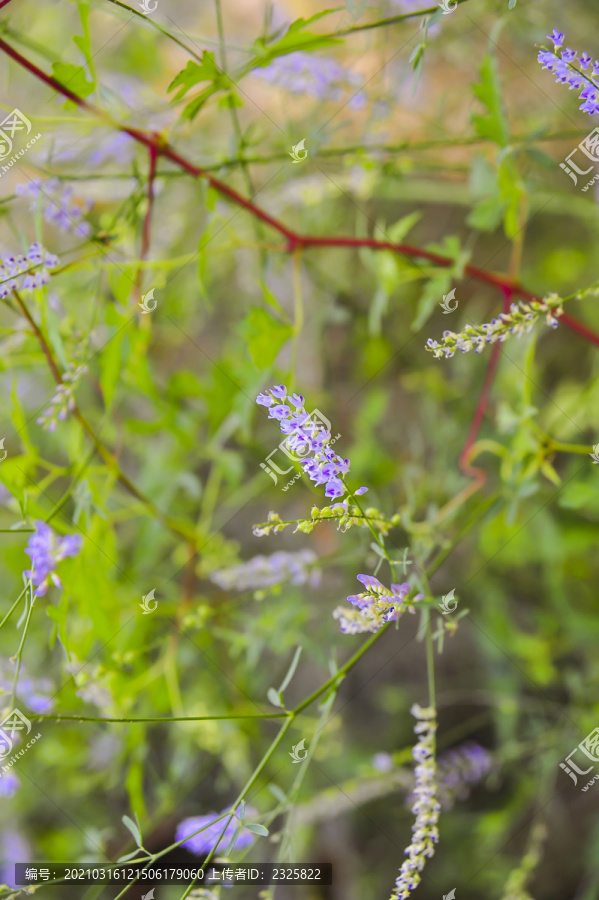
[[1, 36, 598, 346]]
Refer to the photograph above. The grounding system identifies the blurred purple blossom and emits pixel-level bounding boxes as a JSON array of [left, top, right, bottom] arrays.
[[0, 660, 55, 714], [0, 772, 20, 797], [37, 361, 88, 432], [24, 520, 83, 597], [176, 808, 256, 855], [16, 178, 92, 237], [253, 51, 368, 108], [210, 549, 320, 593], [0, 242, 59, 298]]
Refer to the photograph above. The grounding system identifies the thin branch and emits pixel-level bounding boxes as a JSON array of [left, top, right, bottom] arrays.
[[1, 36, 598, 348]]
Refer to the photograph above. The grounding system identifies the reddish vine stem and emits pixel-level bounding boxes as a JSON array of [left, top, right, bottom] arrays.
[[1, 36, 598, 346]]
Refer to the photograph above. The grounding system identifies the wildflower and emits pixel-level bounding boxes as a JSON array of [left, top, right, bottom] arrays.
[[253, 52, 368, 107], [256, 385, 368, 500], [333, 574, 424, 635], [16, 178, 92, 237], [435, 742, 494, 810], [390, 704, 440, 900], [0, 773, 20, 797], [537, 31, 599, 115], [175, 808, 256, 855], [36, 361, 88, 432], [425, 295, 564, 359], [210, 550, 321, 594], [24, 520, 83, 597], [0, 661, 54, 714], [0, 243, 59, 298], [372, 752, 394, 773]]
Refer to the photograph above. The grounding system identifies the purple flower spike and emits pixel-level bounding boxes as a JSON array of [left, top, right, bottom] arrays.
[[256, 385, 369, 500]]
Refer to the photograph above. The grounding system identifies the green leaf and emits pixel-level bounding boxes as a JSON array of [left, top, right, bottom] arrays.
[[279, 646, 302, 692], [471, 54, 509, 147], [100, 330, 126, 412], [122, 814, 143, 848], [167, 53, 223, 100], [244, 822, 269, 836], [241, 308, 293, 369], [251, 10, 343, 68], [267, 687, 283, 707], [51, 62, 95, 107]]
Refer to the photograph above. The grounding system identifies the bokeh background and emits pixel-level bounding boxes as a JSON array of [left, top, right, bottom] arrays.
[[1, 0, 599, 898]]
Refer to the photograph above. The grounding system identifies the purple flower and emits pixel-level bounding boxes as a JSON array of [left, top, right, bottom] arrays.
[[334, 576, 424, 634], [0, 243, 59, 297], [16, 178, 92, 237], [175, 808, 256, 855], [270, 384, 287, 400], [256, 392, 273, 407], [0, 773, 20, 797], [24, 521, 83, 597], [210, 549, 320, 592], [355, 486, 369, 495], [537, 32, 599, 117], [547, 29, 564, 49], [256, 385, 369, 500], [253, 51, 368, 106]]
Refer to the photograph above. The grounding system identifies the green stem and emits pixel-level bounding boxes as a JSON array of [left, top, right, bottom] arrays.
[[0, 582, 30, 632]]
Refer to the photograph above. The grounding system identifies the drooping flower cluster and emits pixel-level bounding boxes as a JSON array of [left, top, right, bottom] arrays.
[[333, 574, 424, 635], [36, 360, 88, 431], [538, 30, 599, 115], [210, 549, 321, 594], [390, 704, 440, 900], [256, 385, 367, 500], [176, 808, 255, 855], [24, 520, 83, 597], [16, 178, 93, 237], [253, 52, 367, 109], [425, 296, 564, 359], [0, 243, 59, 298]]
